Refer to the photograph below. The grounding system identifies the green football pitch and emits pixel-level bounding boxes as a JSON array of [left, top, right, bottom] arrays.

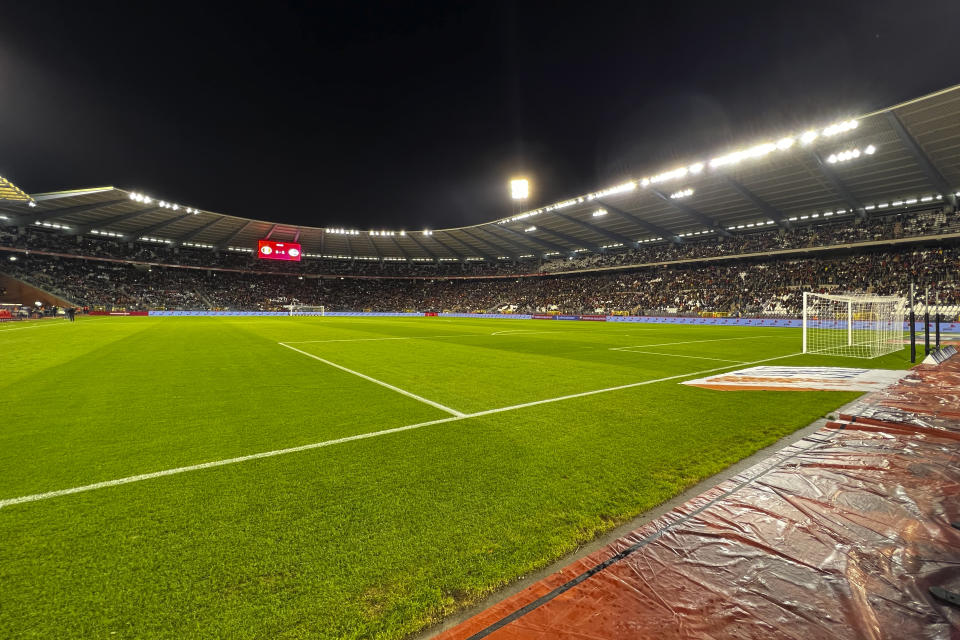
[[0, 316, 912, 638]]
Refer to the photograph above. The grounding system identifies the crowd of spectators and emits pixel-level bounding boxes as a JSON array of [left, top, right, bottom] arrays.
[[4, 244, 958, 317], [2, 206, 959, 317], [542, 207, 960, 272]]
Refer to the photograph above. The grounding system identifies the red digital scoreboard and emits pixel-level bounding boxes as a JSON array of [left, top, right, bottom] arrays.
[[257, 240, 302, 261]]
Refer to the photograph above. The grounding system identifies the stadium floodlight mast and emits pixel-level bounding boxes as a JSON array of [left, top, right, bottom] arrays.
[[510, 177, 530, 219], [510, 178, 529, 200]]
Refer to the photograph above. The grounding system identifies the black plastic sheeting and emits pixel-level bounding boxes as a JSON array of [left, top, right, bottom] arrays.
[[439, 357, 960, 640]]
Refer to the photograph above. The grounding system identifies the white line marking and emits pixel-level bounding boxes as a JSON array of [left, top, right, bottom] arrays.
[[0, 321, 71, 333], [610, 335, 782, 351], [0, 416, 462, 510], [0, 350, 803, 510], [490, 329, 558, 336], [278, 342, 466, 417], [462, 352, 802, 418], [285, 333, 482, 344], [612, 349, 746, 363]]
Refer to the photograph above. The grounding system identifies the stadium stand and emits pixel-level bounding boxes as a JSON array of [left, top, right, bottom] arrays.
[[2, 85, 959, 317]]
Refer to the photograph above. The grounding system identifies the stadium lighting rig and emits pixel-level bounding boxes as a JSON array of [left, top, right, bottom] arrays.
[[591, 209, 607, 217], [493, 116, 865, 227], [670, 188, 694, 199], [827, 144, 876, 164], [510, 178, 529, 200]]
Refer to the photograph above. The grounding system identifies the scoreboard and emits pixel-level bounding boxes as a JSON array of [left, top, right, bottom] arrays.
[[257, 240, 302, 261]]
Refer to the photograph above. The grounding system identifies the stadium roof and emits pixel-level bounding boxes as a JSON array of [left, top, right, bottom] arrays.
[[0, 175, 34, 204], [2, 85, 960, 262]]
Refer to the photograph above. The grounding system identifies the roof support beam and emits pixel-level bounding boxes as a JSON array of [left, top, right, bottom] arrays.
[[265, 224, 278, 239], [475, 226, 532, 255], [650, 189, 731, 237], [130, 213, 194, 238], [216, 220, 255, 249], [75, 206, 161, 235], [532, 222, 596, 251], [885, 111, 958, 208], [430, 233, 474, 261], [723, 178, 789, 227], [458, 228, 516, 258], [18, 198, 130, 225], [406, 232, 438, 260], [810, 152, 863, 215], [361, 234, 382, 258], [176, 217, 226, 243], [389, 236, 411, 260], [496, 224, 568, 254], [595, 200, 680, 243], [552, 212, 636, 247]]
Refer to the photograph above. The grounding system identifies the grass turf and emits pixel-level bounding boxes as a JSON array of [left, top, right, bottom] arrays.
[[0, 316, 913, 638]]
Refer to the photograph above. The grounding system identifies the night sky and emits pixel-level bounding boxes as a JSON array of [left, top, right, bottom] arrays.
[[1, 1, 958, 230]]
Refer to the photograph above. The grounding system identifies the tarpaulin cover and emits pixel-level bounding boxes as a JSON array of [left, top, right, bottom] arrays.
[[437, 357, 960, 640]]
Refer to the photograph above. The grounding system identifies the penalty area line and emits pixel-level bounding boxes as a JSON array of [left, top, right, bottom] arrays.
[[278, 342, 466, 417], [611, 349, 746, 363], [610, 335, 782, 351], [0, 350, 803, 510]]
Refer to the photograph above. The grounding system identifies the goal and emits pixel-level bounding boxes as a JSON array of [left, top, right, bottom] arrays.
[[802, 292, 905, 358], [287, 305, 325, 316]]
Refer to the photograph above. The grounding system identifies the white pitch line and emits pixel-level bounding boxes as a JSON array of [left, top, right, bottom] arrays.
[[284, 333, 483, 344], [278, 342, 466, 417], [462, 351, 802, 418], [609, 335, 782, 351], [0, 321, 71, 333], [490, 329, 559, 336], [612, 349, 746, 363], [0, 416, 462, 510], [0, 350, 803, 510]]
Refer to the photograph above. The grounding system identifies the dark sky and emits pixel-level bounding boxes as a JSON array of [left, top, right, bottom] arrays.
[[1, 1, 958, 230]]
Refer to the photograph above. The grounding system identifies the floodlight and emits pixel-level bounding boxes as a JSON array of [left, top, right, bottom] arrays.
[[510, 179, 529, 200]]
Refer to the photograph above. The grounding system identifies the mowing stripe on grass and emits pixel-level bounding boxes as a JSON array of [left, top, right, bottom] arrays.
[[278, 342, 467, 417], [0, 351, 801, 510], [609, 335, 783, 350], [285, 333, 483, 345], [612, 349, 746, 363]]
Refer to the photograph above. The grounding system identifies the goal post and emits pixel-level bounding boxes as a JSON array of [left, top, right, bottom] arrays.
[[287, 305, 325, 316], [802, 292, 906, 358]]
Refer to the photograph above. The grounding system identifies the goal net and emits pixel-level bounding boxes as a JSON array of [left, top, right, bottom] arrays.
[[802, 292, 905, 358], [287, 305, 325, 316]]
